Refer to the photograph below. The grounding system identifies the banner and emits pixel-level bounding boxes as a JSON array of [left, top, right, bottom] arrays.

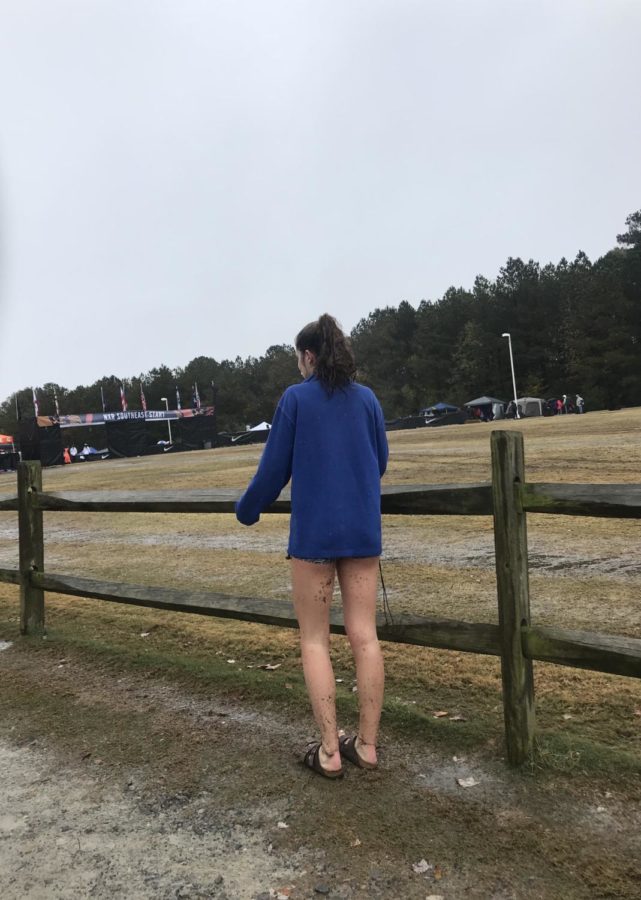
[[37, 406, 216, 428]]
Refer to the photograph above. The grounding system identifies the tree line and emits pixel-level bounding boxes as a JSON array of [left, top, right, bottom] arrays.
[[1, 210, 639, 436]]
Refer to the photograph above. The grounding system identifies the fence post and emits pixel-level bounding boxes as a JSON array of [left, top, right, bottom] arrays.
[[17, 460, 45, 635], [491, 430, 535, 764]]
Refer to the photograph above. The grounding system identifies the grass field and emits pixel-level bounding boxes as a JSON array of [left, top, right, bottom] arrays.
[[1, 409, 640, 897], [1, 407, 640, 759]]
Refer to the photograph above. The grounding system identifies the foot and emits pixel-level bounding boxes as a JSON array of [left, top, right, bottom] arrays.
[[354, 736, 378, 767], [338, 733, 378, 770], [319, 745, 342, 774], [303, 742, 344, 779]]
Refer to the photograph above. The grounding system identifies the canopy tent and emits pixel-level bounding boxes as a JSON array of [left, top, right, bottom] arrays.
[[464, 396, 505, 407], [248, 421, 271, 431], [419, 401, 460, 416], [0, 434, 14, 445], [464, 395, 506, 422]]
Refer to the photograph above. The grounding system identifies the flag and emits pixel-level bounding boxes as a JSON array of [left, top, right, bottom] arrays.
[[120, 383, 128, 412], [175, 386, 182, 411], [100, 385, 107, 413], [192, 382, 201, 410], [53, 389, 60, 417], [140, 382, 147, 413], [32, 388, 39, 417]]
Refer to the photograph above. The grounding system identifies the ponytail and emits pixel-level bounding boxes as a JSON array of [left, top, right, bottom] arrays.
[[295, 314, 356, 392]]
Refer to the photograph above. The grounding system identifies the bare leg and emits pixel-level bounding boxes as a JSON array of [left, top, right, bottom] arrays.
[[337, 556, 384, 766], [291, 559, 341, 772]]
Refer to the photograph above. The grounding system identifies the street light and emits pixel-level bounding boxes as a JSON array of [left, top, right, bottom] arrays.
[[501, 333, 520, 419], [160, 397, 173, 444]]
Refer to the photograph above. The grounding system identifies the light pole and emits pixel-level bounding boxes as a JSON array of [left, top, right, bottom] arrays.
[[160, 397, 173, 444], [501, 333, 520, 419]]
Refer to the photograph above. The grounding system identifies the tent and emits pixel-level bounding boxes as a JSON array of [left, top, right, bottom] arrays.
[[249, 421, 271, 431], [464, 396, 506, 422], [517, 397, 545, 418], [0, 434, 14, 446], [465, 396, 505, 407], [419, 401, 460, 416]]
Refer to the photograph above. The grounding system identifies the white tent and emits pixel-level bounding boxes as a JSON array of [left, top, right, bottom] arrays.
[[248, 421, 271, 431], [517, 397, 544, 417]]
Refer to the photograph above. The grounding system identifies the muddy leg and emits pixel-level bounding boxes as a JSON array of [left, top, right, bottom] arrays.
[[291, 559, 341, 772], [337, 556, 383, 766]]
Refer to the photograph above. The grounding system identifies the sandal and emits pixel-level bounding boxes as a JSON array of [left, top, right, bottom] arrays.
[[338, 734, 378, 770], [302, 742, 344, 779]]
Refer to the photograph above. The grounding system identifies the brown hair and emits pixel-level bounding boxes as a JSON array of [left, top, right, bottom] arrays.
[[295, 313, 356, 393]]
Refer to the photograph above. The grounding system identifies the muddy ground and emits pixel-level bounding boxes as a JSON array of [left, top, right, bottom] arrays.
[[2, 642, 641, 900], [1, 409, 640, 898]]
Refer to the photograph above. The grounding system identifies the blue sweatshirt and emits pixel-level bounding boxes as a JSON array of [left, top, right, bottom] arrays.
[[235, 376, 388, 558]]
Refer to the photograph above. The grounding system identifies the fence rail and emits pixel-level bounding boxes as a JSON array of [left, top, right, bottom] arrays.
[[3, 482, 640, 518], [1, 430, 640, 765]]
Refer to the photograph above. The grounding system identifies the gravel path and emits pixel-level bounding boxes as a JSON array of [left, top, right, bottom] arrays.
[[0, 740, 306, 900]]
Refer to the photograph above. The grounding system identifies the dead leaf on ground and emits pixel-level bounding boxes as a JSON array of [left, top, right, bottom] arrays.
[[457, 776, 479, 788], [258, 663, 281, 670], [432, 711, 448, 718], [412, 859, 433, 874]]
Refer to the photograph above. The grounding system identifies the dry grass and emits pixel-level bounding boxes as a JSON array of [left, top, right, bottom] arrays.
[[0, 407, 640, 766], [2, 411, 641, 897]]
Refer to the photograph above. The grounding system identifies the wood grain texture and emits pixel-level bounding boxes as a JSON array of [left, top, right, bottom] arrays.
[[523, 625, 641, 678], [31, 571, 501, 654], [0, 567, 21, 585], [18, 462, 45, 635], [520, 483, 641, 518], [491, 430, 536, 765]]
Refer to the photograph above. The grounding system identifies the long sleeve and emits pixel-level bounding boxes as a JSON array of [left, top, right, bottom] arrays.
[[235, 394, 296, 526], [374, 399, 389, 476]]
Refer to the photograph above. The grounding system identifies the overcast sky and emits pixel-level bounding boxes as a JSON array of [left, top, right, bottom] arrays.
[[1, 0, 640, 404]]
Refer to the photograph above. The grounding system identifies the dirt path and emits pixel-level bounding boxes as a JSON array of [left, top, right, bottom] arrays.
[[1, 740, 302, 900], [2, 643, 641, 900]]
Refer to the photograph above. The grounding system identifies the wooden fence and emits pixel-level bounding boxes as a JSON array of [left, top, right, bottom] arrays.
[[1, 430, 640, 765]]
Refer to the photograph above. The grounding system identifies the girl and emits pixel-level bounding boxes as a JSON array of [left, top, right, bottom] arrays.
[[236, 314, 388, 778]]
